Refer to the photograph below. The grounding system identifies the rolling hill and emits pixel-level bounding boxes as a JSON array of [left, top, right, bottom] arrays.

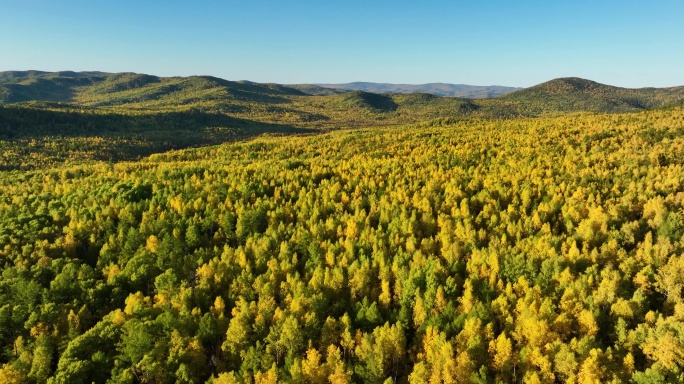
[[1, 71, 684, 170], [3, 71, 684, 119], [0, 71, 308, 108], [501, 77, 684, 115], [0, 71, 491, 132]]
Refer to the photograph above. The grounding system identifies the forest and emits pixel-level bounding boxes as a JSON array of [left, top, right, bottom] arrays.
[[1, 103, 684, 383]]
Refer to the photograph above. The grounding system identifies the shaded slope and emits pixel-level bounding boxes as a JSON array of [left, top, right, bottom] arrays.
[[333, 91, 398, 112], [0, 103, 317, 170], [390, 93, 482, 120], [0, 71, 107, 103], [76, 75, 308, 108], [0, 71, 309, 109]]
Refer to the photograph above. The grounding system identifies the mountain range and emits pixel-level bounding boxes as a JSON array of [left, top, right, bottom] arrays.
[[303, 82, 522, 98], [2, 71, 683, 117]]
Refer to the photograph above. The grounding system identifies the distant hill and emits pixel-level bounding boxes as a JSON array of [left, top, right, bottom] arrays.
[[1, 70, 684, 169], [0, 71, 307, 108], [332, 91, 398, 112], [0, 70, 107, 82], [501, 77, 684, 115], [311, 82, 522, 98], [1, 71, 684, 123], [0, 71, 108, 104]]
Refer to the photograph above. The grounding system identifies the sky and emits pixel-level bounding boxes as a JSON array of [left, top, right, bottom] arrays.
[[0, 1, 682, 87]]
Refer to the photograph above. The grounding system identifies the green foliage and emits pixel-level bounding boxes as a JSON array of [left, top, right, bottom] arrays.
[[333, 91, 398, 113], [0, 104, 315, 170]]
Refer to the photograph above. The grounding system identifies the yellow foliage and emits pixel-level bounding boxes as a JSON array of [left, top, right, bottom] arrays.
[[489, 332, 512, 371], [102, 263, 121, 283], [302, 348, 327, 384], [413, 294, 428, 327], [378, 280, 392, 307], [146, 235, 160, 253], [577, 349, 603, 384], [642, 328, 684, 371], [459, 279, 475, 314], [0, 364, 25, 384], [124, 291, 151, 316], [576, 310, 599, 336], [254, 364, 278, 384], [213, 371, 240, 384]]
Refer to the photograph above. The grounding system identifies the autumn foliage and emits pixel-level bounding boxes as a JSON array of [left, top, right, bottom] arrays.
[[1, 109, 684, 382]]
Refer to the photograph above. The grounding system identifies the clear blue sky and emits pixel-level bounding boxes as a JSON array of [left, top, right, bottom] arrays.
[[1, 1, 682, 87]]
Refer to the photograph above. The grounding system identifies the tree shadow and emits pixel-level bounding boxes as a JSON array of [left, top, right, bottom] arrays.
[[0, 106, 320, 169]]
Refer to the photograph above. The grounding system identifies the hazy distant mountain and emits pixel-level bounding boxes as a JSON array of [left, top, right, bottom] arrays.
[[283, 84, 346, 96], [309, 82, 522, 98]]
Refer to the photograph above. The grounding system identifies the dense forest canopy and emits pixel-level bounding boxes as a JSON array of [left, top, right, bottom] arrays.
[[1, 106, 684, 383]]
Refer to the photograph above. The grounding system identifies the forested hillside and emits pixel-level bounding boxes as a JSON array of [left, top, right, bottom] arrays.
[[0, 103, 315, 170], [2, 72, 684, 127], [1, 108, 684, 383], [3, 72, 683, 173], [502, 78, 684, 115]]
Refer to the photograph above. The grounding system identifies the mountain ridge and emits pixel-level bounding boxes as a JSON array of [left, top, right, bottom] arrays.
[[1, 70, 684, 170], [309, 81, 522, 98], [1, 71, 684, 120]]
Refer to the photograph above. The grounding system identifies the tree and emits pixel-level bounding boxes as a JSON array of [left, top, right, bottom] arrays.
[[302, 348, 327, 384], [355, 322, 406, 384], [326, 345, 352, 384], [254, 364, 278, 384], [29, 335, 53, 382], [222, 299, 252, 363], [0, 364, 25, 384], [489, 332, 513, 376], [278, 316, 304, 361], [655, 256, 684, 303]]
